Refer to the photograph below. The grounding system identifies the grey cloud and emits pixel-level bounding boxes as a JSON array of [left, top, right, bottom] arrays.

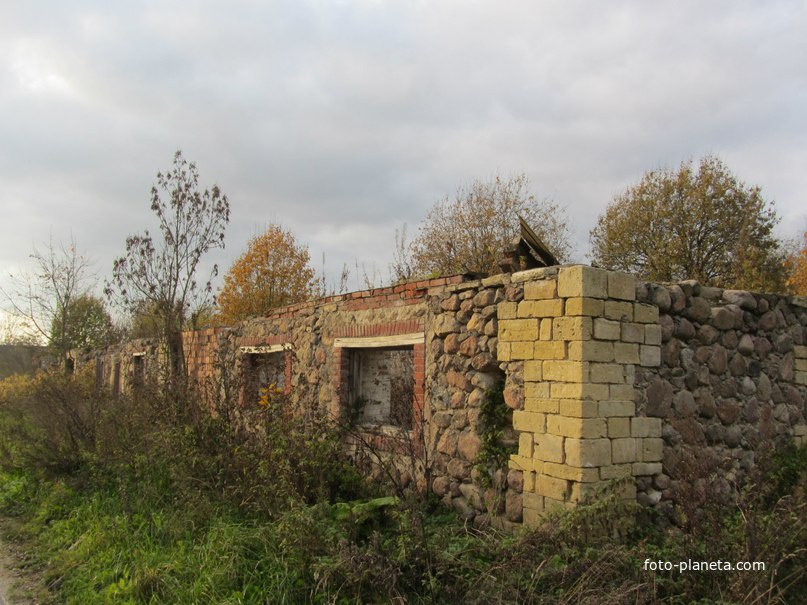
[[1, 0, 806, 299]]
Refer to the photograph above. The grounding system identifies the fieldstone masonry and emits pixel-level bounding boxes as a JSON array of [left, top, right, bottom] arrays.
[[633, 279, 807, 518], [81, 265, 807, 529]]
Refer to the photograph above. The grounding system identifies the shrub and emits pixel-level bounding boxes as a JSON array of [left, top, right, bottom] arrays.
[[0, 367, 103, 475]]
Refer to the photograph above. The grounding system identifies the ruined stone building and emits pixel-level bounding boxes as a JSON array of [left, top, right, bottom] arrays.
[[83, 264, 807, 529]]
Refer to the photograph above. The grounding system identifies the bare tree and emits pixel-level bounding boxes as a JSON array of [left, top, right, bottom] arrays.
[[1, 235, 93, 370], [389, 224, 414, 284], [105, 150, 229, 389]]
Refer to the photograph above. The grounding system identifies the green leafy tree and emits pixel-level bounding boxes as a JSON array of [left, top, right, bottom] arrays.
[[406, 174, 571, 278], [49, 294, 116, 353], [216, 224, 317, 324], [106, 151, 230, 387], [590, 155, 787, 291]]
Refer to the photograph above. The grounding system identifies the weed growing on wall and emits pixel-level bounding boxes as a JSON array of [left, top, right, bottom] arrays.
[[475, 380, 513, 487]]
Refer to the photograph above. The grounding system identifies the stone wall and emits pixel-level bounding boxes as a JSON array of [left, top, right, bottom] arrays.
[[82, 338, 162, 394], [634, 279, 807, 518], [81, 265, 807, 529]]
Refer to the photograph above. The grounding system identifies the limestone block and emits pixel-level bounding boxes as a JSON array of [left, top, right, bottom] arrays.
[[608, 271, 636, 301], [553, 316, 593, 341], [634, 303, 660, 324], [621, 322, 644, 343], [533, 341, 567, 360], [513, 270, 558, 287], [543, 359, 587, 382], [613, 342, 640, 364], [640, 438, 664, 462], [509, 454, 535, 473], [644, 324, 662, 346], [524, 279, 558, 300], [543, 462, 600, 482], [558, 265, 608, 299], [564, 437, 612, 467], [523, 506, 543, 527], [544, 497, 574, 510], [611, 438, 637, 464], [590, 362, 625, 384], [568, 340, 614, 362], [632, 462, 663, 476], [499, 318, 538, 342], [513, 410, 546, 433], [498, 301, 518, 320], [524, 360, 542, 381], [570, 483, 600, 503], [593, 318, 621, 341], [795, 358, 807, 371], [518, 432, 534, 457], [550, 382, 610, 400], [518, 299, 563, 318], [610, 384, 635, 400], [536, 474, 570, 501], [510, 342, 535, 360], [640, 345, 661, 367], [539, 318, 553, 340], [600, 464, 633, 480], [497, 342, 512, 361], [608, 417, 631, 438], [547, 416, 607, 439], [565, 297, 604, 316], [525, 382, 551, 399], [534, 432, 565, 463], [559, 399, 599, 418], [525, 397, 560, 414], [523, 470, 536, 492], [599, 400, 635, 417], [523, 492, 545, 513], [631, 417, 662, 438], [794, 345, 807, 358], [604, 301, 633, 321]]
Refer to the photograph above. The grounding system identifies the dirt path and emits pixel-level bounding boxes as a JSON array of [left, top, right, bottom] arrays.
[[0, 544, 20, 605], [0, 526, 43, 605]]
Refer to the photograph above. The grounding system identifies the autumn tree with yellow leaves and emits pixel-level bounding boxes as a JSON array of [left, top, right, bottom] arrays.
[[786, 229, 807, 296], [216, 224, 318, 324], [590, 155, 788, 292]]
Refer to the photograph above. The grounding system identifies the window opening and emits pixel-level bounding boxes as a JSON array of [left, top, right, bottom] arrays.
[[132, 354, 145, 389], [349, 346, 414, 429], [241, 346, 287, 406], [112, 361, 121, 396], [95, 358, 104, 387]]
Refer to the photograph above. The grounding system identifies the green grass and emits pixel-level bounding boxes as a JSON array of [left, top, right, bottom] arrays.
[[3, 457, 806, 604], [1, 373, 806, 604]]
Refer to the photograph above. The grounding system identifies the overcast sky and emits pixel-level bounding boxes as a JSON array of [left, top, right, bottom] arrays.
[[2, 0, 806, 309]]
